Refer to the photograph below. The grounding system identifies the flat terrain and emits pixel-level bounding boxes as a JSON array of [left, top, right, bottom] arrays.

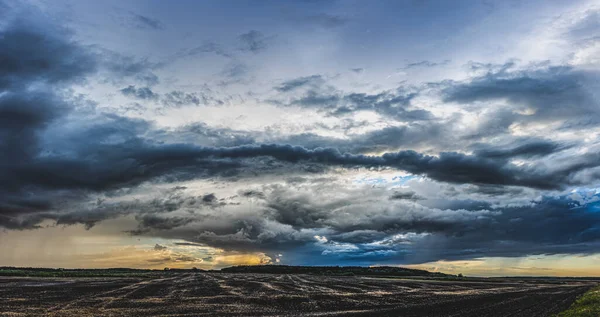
[[557, 285, 600, 317], [0, 273, 594, 317]]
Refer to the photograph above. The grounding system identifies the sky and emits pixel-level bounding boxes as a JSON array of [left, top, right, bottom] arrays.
[[1, 0, 600, 276]]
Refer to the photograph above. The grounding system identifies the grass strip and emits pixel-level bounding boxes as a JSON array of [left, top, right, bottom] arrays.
[[556, 285, 600, 317]]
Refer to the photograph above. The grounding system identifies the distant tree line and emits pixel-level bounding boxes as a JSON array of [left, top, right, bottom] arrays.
[[219, 265, 455, 277]]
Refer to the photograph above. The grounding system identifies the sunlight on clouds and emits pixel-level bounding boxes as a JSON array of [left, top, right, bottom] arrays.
[[0, 220, 272, 269], [85, 247, 202, 269], [509, 121, 563, 137], [406, 255, 600, 277], [211, 253, 273, 267], [63, 246, 272, 269], [350, 169, 415, 187]]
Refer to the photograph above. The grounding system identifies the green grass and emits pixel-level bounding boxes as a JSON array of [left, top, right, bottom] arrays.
[[556, 285, 600, 317]]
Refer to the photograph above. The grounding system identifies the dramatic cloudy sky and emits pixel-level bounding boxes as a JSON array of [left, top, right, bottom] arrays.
[[2, 0, 600, 276]]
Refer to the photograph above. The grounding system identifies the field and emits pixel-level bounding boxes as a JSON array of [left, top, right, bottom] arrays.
[[556, 285, 600, 317], [0, 273, 596, 317]]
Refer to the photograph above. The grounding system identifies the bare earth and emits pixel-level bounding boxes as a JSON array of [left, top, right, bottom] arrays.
[[0, 273, 594, 317]]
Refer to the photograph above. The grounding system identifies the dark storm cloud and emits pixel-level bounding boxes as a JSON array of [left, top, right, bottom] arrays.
[[443, 65, 600, 129], [0, 14, 99, 227], [149, 143, 573, 190], [404, 195, 600, 263], [0, 22, 97, 89], [460, 184, 526, 197], [16, 188, 235, 231], [4, 133, 599, 229], [51, 205, 133, 230], [131, 214, 196, 234], [336, 196, 600, 262], [26, 193, 181, 230], [264, 195, 330, 229], [277, 123, 446, 154], [353, 125, 443, 152], [1, 47, 596, 227], [4, 1, 600, 270], [0, 12, 245, 225], [122, 186, 600, 264], [470, 138, 568, 160], [0, 92, 67, 163], [202, 193, 217, 204]]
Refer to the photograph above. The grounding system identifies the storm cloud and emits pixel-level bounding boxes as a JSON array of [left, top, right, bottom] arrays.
[[3, 0, 600, 272]]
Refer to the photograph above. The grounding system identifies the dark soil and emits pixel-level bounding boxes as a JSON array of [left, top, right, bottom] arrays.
[[0, 273, 594, 316]]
